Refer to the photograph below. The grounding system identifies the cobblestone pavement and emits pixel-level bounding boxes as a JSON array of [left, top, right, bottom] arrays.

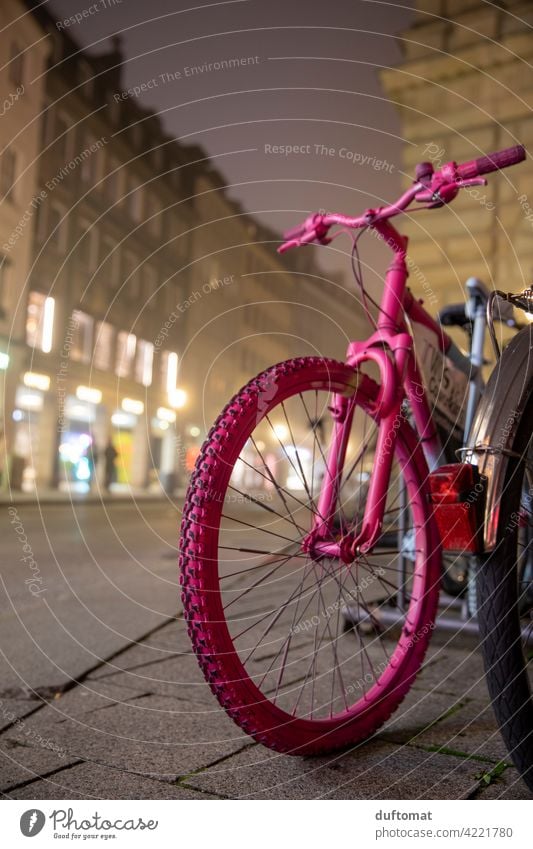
[[1, 502, 530, 800], [2, 616, 530, 800]]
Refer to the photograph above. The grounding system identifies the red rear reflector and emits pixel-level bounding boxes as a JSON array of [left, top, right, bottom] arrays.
[[428, 463, 485, 552]]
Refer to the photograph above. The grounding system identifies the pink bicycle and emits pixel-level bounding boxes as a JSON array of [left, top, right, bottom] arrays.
[[180, 145, 526, 755]]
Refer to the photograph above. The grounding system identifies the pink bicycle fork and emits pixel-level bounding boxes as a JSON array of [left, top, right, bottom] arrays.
[[302, 223, 441, 562]]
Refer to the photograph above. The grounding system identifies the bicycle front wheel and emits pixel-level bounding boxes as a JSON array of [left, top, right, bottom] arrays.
[[180, 357, 441, 754]]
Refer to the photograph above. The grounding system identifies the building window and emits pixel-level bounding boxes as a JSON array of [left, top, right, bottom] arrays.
[[104, 155, 121, 205], [78, 59, 94, 100], [93, 321, 114, 370], [145, 193, 163, 238], [47, 203, 68, 252], [70, 310, 94, 363], [80, 133, 99, 184], [99, 235, 120, 286], [54, 111, 72, 163], [124, 175, 143, 221], [135, 340, 154, 386], [9, 42, 25, 87], [144, 265, 158, 309], [107, 97, 121, 126], [40, 99, 53, 147], [78, 220, 98, 269], [122, 250, 141, 298], [0, 255, 10, 317], [1, 149, 17, 201], [26, 292, 55, 353], [116, 331, 136, 378], [130, 124, 143, 151], [152, 146, 165, 171]]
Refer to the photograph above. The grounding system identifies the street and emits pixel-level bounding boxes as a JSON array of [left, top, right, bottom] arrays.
[[0, 501, 530, 799]]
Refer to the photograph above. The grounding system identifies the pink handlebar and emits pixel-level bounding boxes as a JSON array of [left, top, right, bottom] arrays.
[[457, 145, 526, 179], [278, 144, 526, 253]]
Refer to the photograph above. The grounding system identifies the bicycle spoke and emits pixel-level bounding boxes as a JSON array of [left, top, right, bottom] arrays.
[[255, 570, 328, 692], [236, 557, 317, 655], [226, 484, 306, 530], [221, 512, 302, 547], [208, 378, 430, 723], [223, 553, 301, 610], [248, 435, 311, 534], [280, 399, 317, 513]]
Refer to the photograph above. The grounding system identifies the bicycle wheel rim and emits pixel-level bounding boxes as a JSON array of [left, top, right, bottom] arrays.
[[181, 358, 440, 750]]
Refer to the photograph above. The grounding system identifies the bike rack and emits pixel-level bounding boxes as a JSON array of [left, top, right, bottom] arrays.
[[341, 596, 533, 647]]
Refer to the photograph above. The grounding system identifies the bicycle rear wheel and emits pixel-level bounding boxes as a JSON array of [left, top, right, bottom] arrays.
[[180, 357, 441, 754], [476, 394, 533, 791]]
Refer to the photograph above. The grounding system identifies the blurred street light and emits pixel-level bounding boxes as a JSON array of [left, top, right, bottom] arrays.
[[169, 388, 187, 409], [121, 398, 144, 415], [76, 385, 102, 404]]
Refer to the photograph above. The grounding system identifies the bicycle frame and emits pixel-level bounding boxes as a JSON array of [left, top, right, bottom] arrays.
[[287, 144, 526, 563], [304, 220, 470, 560]]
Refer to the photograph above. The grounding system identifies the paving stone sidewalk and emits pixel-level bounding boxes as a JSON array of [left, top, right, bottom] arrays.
[[1, 619, 530, 800]]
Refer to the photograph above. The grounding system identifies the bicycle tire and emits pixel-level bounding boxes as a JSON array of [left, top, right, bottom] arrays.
[[180, 357, 441, 754], [476, 394, 533, 791]]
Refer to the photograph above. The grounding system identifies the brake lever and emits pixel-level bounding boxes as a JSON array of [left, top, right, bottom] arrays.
[[457, 177, 487, 188], [415, 176, 488, 208], [278, 229, 319, 253]]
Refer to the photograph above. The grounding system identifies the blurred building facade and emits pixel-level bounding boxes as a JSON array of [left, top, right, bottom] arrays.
[[382, 0, 533, 308], [1, 2, 355, 493], [0, 0, 49, 489]]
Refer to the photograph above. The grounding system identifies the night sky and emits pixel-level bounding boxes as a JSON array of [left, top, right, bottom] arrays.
[[46, 0, 415, 280]]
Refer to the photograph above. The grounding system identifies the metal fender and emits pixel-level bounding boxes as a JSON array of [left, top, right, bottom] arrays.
[[466, 324, 533, 550]]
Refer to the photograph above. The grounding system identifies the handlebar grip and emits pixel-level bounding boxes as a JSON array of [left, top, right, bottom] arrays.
[[457, 145, 526, 179]]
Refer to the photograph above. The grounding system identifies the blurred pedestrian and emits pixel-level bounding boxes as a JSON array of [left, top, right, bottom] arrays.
[[104, 439, 118, 491], [87, 441, 99, 491]]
